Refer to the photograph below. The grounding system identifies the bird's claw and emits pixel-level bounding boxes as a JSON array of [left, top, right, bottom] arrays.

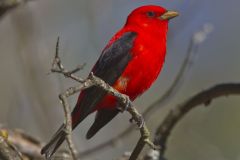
[[129, 114, 145, 128], [117, 96, 132, 112], [129, 117, 134, 123]]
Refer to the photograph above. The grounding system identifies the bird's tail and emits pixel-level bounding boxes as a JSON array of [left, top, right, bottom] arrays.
[[41, 124, 67, 160]]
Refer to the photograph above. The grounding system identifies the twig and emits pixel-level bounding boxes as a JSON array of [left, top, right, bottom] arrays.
[[78, 23, 213, 158], [0, 0, 33, 17], [58, 94, 78, 160], [7, 129, 42, 159], [51, 37, 86, 83], [51, 38, 86, 160], [149, 83, 240, 160], [0, 132, 23, 160]]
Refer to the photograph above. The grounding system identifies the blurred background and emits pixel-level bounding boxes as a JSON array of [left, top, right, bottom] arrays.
[[0, 0, 240, 160]]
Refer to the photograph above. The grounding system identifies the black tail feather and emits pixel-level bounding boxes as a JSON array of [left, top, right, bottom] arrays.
[[86, 109, 119, 139], [41, 124, 66, 160]]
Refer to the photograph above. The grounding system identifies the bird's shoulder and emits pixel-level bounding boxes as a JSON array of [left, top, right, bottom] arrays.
[[103, 30, 137, 52]]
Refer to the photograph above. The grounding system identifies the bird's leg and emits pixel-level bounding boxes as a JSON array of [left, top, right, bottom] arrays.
[[115, 94, 146, 129], [121, 96, 145, 128]]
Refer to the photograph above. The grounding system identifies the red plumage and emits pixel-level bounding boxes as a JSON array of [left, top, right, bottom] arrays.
[[42, 5, 178, 159]]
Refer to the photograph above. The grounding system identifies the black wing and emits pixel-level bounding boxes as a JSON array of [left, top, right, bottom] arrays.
[[86, 109, 119, 139], [93, 31, 137, 84], [71, 32, 137, 128]]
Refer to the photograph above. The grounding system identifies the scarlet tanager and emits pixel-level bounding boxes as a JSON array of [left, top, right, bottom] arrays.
[[41, 5, 178, 159]]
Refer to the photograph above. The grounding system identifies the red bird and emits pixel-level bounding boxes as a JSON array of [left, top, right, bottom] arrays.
[[42, 5, 178, 159]]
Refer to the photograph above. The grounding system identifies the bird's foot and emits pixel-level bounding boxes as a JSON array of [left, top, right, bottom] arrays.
[[129, 114, 145, 128], [117, 95, 132, 112]]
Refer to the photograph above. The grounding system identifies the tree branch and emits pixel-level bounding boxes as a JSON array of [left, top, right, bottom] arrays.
[[0, 127, 43, 160], [0, 131, 23, 160], [0, 0, 33, 18], [144, 83, 240, 160]]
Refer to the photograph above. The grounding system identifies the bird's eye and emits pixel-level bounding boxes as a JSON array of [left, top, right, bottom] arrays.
[[146, 11, 156, 17]]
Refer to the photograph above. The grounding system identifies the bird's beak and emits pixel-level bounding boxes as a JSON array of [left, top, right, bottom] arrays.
[[160, 10, 179, 20]]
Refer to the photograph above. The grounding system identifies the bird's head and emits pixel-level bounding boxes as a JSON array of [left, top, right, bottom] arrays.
[[125, 5, 178, 31]]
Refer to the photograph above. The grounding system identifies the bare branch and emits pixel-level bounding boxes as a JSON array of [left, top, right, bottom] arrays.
[[7, 129, 42, 159], [51, 37, 86, 83], [58, 94, 77, 160], [0, 0, 33, 17], [145, 83, 240, 160], [0, 131, 23, 160], [0, 126, 45, 159]]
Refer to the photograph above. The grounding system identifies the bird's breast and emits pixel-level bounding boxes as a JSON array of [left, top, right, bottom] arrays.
[[113, 32, 167, 100], [96, 29, 167, 110]]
